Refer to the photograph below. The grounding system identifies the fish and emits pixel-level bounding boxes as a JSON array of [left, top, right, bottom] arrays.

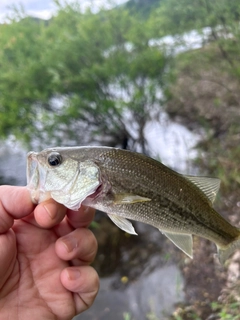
[[27, 146, 240, 264]]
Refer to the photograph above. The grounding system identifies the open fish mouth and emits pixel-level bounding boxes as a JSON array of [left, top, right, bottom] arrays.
[[27, 152, 48, 204], [27, 152, 39, 202]]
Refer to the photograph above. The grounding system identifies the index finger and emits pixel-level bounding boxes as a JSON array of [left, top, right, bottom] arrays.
[[0, 185, 35, 233], [51, 205, 96, 239]]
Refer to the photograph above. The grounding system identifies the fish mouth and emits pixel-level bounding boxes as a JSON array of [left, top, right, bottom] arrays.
[[27, 152, 47, 204], [82, 183, 103, 207], [86, 184, 103, 199]]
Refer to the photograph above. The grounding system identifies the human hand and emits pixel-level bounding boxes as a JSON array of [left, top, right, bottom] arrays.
[[0, 185, 99, 320]]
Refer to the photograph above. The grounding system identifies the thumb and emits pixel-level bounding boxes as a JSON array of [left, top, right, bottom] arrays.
[[0, 186, 35, 233], [0, 230, 16, 289]]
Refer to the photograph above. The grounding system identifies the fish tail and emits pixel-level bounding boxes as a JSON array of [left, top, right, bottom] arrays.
[[218, 234, 240, 264]]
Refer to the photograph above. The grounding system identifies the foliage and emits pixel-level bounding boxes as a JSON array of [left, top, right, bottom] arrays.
[[211, 300, 240, 320], [158, 0, 240, 193], [157, 3, 240, 318], [153, 0, 240, 36], [0, 17, 48, 144], [172, 298, 240, 320], [0, 2, 167, 152], [165, 47, 240, 188], [172, 305, 201, 320], [125, 0, 161, 19]]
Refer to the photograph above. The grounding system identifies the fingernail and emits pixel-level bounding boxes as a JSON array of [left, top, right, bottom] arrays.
[[67, 268, 81, 280], [44, 204, 56, 220], [62, 235, 79, 253]]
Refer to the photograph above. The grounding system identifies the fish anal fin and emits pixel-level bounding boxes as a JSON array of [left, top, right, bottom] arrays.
[[108, 214, 138, 235], [184, 175, 221, 204], [114, 193, 151, 204], [162, 231, 193, 259]]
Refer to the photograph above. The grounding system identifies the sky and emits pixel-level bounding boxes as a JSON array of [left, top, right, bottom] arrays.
[[0, 0, 127, 22], [0, 0, 54, 21]]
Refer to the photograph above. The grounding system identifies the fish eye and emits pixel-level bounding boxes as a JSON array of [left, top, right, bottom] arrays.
[[47, 152, 62, 167]]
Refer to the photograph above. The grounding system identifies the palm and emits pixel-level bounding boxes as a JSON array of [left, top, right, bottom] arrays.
[[8, 220, 74, 318], [0, 187, 99, 320]]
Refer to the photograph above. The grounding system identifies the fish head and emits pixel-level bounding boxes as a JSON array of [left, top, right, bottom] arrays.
[[27, 148, 101, 210]]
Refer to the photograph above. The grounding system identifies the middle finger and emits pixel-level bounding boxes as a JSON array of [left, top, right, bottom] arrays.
[[55, 228, 98, 265]]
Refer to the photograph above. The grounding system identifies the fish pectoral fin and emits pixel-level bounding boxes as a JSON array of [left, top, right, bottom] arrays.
[[114, 193, 151, 204], [184, 175, 221, 204], [162, 231, 193, 259], [108, 214, 138, 235]]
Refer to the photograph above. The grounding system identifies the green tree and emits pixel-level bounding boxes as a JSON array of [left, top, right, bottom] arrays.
[[153, 0, 240, 35], [125, 0, 161, 19], [0, 2, 167, 153], [0, 16, 51, 143], [152, 0, 240, 75], [154, 3, 240, 318], [155, 0, 240, 189]]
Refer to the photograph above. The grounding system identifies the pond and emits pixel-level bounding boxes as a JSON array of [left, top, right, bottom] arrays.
[[78, 216, 185, 320]]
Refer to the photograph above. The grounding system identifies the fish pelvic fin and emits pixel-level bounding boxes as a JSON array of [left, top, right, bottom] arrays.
[[218, 234, 240, 265], [107, 214, 138, 235]]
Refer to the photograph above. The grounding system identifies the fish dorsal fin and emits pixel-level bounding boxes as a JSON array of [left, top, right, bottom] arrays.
[[184, 175, 221, 203], [162, 231, 193, 259], [108, 214, 138, 235]]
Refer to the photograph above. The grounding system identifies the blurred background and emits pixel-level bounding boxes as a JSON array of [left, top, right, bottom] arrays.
[[1, 0, 240, 319]]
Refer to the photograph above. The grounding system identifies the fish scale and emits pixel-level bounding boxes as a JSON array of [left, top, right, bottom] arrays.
[[27, 146, 240, 264], [93, 149, 229, 233]]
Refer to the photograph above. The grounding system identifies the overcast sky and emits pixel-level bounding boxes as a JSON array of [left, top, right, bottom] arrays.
[[0, 0, 127, 22], [0, 0, 53, 21]]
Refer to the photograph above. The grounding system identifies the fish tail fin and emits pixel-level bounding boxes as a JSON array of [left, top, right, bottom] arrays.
[[218, 234, 240, 264]]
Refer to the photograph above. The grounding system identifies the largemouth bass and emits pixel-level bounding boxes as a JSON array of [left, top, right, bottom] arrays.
[[27, 146, 240, 264]]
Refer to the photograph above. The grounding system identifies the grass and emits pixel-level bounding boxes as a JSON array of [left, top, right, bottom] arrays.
[[211, 301, 240, 320]]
